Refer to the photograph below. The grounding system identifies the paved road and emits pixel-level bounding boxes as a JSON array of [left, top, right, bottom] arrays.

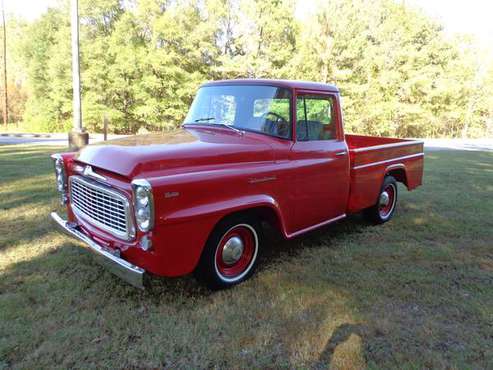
[[0, 133, 128, 146], [422, 138, 493, 152], [1, 132, 492, 152]]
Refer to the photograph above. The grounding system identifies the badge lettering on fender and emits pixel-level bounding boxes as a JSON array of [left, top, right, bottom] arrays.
[[165, 191, 180, 198]]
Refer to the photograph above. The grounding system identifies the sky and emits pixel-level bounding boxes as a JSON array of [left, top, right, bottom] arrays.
[[295, 0, 493, 45], [410, 0, 493, 47], [5, 0, 493, 50], [4, 0, 59, 21]]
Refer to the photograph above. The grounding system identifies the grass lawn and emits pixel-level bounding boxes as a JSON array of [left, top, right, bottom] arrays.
[[1, 144, 492, 369]]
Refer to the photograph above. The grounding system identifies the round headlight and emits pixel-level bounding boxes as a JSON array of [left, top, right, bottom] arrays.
[[136, 208, 150, 229], [132, 179, 154, 232], [136, 207, 149, 219], [55, 159, 63, 174], [135, 187, 149, 207], [57, 175, 65, 191], [52, 155, 67, 204]]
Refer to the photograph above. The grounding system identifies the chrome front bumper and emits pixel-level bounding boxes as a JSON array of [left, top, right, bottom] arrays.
[[51, 212, 146, 289]]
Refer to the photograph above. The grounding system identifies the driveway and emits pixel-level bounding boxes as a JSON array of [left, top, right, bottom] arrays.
[[422, 138, 493, 152]]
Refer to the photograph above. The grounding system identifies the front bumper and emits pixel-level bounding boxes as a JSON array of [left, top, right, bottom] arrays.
[[51, 212, 146, 289]]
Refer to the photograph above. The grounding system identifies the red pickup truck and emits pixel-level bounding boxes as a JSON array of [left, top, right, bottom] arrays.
[[51, 79, 424, 289]]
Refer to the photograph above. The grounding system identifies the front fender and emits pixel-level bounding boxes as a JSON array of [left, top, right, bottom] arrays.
[[163, 193, 285, 229], [143, 194, 286, 277]]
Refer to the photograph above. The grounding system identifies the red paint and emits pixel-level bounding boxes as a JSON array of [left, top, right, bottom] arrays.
[[346, 134, 424, 213], [52, 79, 424, 278]]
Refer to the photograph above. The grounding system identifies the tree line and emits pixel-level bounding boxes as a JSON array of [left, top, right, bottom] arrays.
[[3, 0, 493, 137]]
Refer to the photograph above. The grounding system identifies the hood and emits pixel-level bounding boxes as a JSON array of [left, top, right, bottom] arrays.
[[75, 127, 275, 178]]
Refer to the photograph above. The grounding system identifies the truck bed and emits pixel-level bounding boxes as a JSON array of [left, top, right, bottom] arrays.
[[346, 134, 424, 213]]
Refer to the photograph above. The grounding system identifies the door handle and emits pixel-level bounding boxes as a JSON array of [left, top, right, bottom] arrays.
[[335, 151, 347, 156]]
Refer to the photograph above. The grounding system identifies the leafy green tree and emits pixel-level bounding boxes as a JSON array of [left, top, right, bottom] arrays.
[[6, 0, 493, 137], [212, 0, 298, 79], [17, 8, 72, 131]]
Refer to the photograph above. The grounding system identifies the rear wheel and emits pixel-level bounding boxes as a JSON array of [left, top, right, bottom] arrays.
[[364, 175, 398, 224], [194, 214, 261, 290]]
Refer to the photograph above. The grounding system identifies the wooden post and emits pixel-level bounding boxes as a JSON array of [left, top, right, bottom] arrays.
[[103, 113, 108, 141]]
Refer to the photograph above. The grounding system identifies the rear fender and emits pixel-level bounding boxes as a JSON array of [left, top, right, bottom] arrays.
[[385, 164, 409, 188]]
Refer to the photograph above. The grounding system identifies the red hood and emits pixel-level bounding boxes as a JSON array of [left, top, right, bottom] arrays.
[[75, 127, 275, 178]]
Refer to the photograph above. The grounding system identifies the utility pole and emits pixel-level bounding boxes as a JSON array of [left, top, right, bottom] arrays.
[[68, 0, 88, 149], [1, 0, 7, 127]]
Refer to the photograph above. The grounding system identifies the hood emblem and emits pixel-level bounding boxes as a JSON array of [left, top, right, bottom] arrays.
[[83, 165, 106, 181]]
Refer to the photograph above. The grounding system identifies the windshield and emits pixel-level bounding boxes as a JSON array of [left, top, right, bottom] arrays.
[[184, 85, 292, 139]]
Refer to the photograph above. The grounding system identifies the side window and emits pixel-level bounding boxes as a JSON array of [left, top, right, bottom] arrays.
[[249, 93, 291, 139], [296, 95, 336, 141], [253, 98, 290, 120], [296, 97, 308, 141]]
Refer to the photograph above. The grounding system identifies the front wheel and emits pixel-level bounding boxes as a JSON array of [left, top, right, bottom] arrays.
[[364, 175, 398, 224], [194, 214, 261, 290]]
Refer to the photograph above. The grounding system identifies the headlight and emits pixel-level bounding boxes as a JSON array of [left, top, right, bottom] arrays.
[[132, 179, 154, 232], [52, 154, 67, 204], [135, 186, 149, 207]]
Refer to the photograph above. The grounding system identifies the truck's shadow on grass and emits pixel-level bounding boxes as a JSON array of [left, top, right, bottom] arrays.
[[145, 214, 373, 298], [258, 213, 372, 265]]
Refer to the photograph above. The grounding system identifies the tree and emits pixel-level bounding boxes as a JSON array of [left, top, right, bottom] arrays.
[[18, 8, 72, 131], [6, 0, 493, 137]]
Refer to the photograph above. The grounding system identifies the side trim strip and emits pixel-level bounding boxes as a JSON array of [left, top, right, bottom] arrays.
[[287, 214, 346, 238], [353, 153, 424, 170], [350, 140, 423, 153]]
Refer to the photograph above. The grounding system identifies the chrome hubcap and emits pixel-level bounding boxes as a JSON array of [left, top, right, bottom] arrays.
[[379, 191, 390, 207], [222, 236, 244, 265]]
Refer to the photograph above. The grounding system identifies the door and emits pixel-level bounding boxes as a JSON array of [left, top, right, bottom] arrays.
[[289, 92, 350, 232]]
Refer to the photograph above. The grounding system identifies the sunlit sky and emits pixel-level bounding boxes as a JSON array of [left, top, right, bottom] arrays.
[[410, 0, 493, 48], [5, 0, 493, 51], [295, 0, 493, 48]]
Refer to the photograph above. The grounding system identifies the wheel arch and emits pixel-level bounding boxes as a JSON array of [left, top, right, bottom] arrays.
[[205, 201, 286, 243], [192, 201, 285, 289], [164, 193, 288, 246], [385, 164, 409, 188]]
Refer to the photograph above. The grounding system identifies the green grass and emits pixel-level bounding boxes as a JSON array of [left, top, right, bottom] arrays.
[[1, 145, 493, 369]]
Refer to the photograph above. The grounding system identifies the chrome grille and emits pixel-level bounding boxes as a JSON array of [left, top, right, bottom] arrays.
[[69, 176, 135, 240]]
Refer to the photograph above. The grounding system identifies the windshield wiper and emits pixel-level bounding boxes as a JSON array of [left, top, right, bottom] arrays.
[[193, 117, 215, 122], [184, 121, 244, 135], [211, 123, 244, 135]]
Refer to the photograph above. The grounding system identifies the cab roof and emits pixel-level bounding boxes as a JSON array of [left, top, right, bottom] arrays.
[[202, 79, 339, 93]]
